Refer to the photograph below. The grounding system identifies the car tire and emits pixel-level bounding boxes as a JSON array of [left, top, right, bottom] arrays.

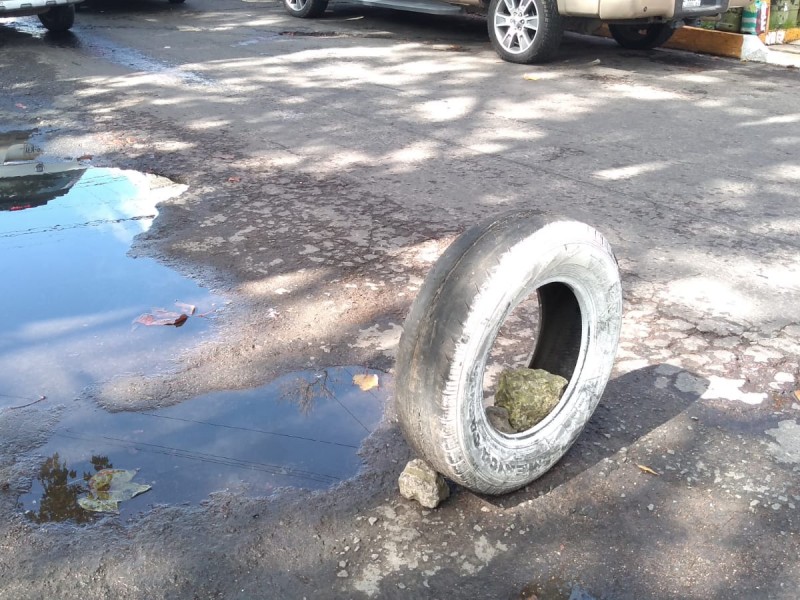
[[395, 211, 623, 495], [283, 0, 329, 18], [608, 23, 675, 50], [38, 5, 75, 32], [487, 0, 563, 64], [168, 0, 187, 4]]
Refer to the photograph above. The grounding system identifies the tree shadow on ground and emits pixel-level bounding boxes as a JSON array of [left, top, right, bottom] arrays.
[[478, 364, 708, 509]]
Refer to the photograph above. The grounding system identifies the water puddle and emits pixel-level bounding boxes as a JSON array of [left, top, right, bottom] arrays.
[[3, 130, 387, 522], [0, 156, 219, 409], [19, 367, 388, 522]]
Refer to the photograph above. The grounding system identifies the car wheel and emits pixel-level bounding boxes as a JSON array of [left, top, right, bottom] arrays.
[[487, 0, 563, 64], [38, 5, 75, 32], [395, 211, 623, 495], [608, 23, 675, 49], [168, 0, 187, 4], [283, 0, 329, 18]]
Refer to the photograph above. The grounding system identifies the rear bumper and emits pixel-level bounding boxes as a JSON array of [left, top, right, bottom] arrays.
[[595, 0, 730, 20]]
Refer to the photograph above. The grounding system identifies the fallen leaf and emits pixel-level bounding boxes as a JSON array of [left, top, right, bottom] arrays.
[[77, 154, 94, 161], [78, 469, 151, 514], [637, 464, 659, 476], [353, 373, 379, 392], [134, 309, 189, 327], [523, 74, 540, 81], [794, 390, 800, 402], [175, 301, 196, 315], [227, 176, 241, 183]]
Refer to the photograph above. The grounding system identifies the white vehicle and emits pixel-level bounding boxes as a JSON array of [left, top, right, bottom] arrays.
[[283, 0, 748, 63], [0, 0, 81, 32]]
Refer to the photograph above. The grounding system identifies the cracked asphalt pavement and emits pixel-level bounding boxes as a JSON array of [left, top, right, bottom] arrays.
[[1, 0, 799, 597]]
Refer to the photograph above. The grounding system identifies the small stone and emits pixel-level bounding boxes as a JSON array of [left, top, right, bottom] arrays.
[[398, 459, 450, 509], [368, 517, 378, 526], [647, 504, 654, 511], [338, 561, 347, 569], [494, 368, 568, 431], [397, 583, 406, 590], [337, 570, 349, 578]]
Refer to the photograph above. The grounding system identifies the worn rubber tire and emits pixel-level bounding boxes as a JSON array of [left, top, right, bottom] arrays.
[[283, 0, 328, 18], [38, 5, 75, 32], [487, 0, 563, 64], [608, 23, 674, 50], [395, 211, 623, 495]]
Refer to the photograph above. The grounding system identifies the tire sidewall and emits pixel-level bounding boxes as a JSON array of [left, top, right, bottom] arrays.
[[39, 5, 75, 32], [283, 0, 328, 18], [399, 219, 622, 494]]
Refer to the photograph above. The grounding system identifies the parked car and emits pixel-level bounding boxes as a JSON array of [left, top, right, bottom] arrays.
[[0, 0, 82, 32], [283, 0, 747, 63]]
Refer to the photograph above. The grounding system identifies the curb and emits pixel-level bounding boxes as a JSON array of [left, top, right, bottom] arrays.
[[599, 25, 800, 66]]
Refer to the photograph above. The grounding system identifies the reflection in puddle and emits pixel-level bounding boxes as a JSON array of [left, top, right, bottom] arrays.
[[24, 453, 113, 524], [0, 167, 219, 409], [19, 367, 387, 522]]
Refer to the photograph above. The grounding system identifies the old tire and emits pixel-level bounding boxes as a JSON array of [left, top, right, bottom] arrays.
[[38, 5, 75, 32], [608, 23, 674, 50], [395, 211, 622, 495], [283, 0, 328, 18], [487, 0, 563, 64]]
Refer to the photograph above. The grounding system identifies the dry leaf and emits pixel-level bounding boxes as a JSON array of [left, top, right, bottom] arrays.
[[794, 390, 800, 402], [227, 176, 241, 183], [637, 464, 659, 476], [353, 373, 379, 392], [523, 74, 540, 81], [134, 309, 189, 327], [78, 469, 151, 513]]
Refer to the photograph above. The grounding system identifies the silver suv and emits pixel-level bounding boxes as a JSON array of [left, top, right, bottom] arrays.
[[283, 0, 747, 63], [0, 0, 81, 32]]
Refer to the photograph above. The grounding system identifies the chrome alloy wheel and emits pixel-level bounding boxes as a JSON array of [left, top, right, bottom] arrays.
[[286, 0, 308, 11], [492, 0, 540, 55]]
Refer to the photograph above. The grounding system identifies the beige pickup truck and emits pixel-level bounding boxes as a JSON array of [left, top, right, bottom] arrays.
[[283, 0, 747, 63]]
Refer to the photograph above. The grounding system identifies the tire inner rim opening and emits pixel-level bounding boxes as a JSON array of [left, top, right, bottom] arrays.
[[483, 280, 585, 436]]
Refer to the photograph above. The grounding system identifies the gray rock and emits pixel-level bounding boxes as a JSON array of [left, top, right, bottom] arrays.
[[485, 405, 515, 433], [494, 368, 567, 432], [398, 459, 450, 509]]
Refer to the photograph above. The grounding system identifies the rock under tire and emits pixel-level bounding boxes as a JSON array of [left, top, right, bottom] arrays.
[[395, 211, 623, 495]]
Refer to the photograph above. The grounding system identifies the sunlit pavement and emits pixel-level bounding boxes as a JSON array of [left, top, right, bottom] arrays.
[[1, 1, 799, 598]]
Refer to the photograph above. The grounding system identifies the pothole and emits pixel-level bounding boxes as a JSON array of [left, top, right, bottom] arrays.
[[19, 366, 389, 523]]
